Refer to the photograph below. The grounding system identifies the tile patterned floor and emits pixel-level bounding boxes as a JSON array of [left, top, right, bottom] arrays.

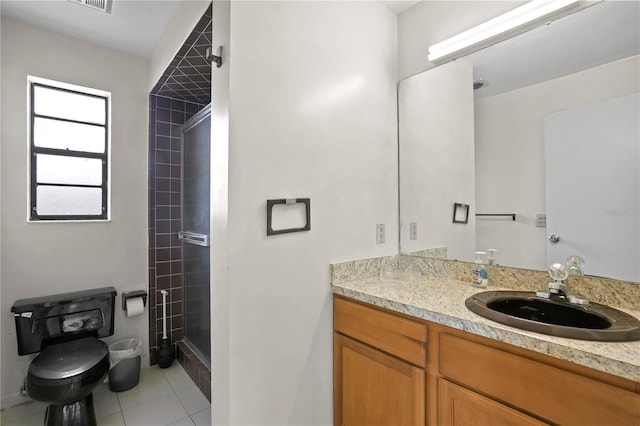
[[1, 363, 211, 426]]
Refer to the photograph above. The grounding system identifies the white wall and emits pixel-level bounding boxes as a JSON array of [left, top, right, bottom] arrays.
[[475, 55, 640, 271], [398, 1, 523, 80], [224, 2, 398, 423], [0, 18, 149, 407], [209, 1, 231, 424], [399, 60, 476, 260]]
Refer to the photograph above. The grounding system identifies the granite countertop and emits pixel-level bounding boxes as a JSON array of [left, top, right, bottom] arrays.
[[331, 276, 640, 382]]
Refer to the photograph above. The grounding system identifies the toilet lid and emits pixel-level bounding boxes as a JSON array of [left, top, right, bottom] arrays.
[[29, 338, 109, 380]]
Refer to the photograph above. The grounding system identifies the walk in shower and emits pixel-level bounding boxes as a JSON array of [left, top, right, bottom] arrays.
[[180, 106, 211, 364], [147, 4, 213, 399]]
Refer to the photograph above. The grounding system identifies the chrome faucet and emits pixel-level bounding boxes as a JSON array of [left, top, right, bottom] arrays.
[[536, 263, 589, 305]]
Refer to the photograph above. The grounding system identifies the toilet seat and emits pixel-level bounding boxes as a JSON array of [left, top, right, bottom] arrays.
[[27, 338, 109, 405], [29, 337, 109, 381]]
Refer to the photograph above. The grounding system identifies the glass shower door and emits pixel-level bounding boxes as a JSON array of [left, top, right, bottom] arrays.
[[180, 105, 211, 364]]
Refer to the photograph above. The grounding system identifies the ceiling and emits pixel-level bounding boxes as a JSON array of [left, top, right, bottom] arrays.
[[4, 0, 634, 96], [1, 0, 419, 59], [0, 0, 179, 58], [466, 0, 640, 98], [381, 1, 420, 14]]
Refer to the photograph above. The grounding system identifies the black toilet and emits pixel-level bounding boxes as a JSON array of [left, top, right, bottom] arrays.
[[11, 287, 117, 426]]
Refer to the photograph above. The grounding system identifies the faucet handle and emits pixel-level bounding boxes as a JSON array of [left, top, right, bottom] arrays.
[[548, 263, 569, 282], [566, 255, 585, 276]]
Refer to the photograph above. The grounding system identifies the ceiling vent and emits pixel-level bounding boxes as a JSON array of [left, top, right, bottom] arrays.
[[68, 0, 112, 13]]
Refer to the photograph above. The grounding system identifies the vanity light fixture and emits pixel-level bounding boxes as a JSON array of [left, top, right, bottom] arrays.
[[427, 0, 584, 64]]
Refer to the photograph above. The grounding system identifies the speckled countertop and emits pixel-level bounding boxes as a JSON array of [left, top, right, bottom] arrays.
[[331, 276, 640, 382]]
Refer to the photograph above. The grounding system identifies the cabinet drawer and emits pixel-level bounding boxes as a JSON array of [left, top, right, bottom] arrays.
[[438, 378, 547, 426], [334, 297, 427, 367], [439, 333, 640, 425], [334, 334, 425, 426]]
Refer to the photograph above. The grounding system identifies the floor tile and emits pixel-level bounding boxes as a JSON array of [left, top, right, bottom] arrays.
[[94, 390, 121, 420], [98, 412, 125, 426], [116, 366, 174, 410], [162, 362, 195, 392], [191, 407, 211, 426], [122, 393, 189, 426], [0, 401, 47, 424], [168, 416, 196, 426], [176, 385, 210, 415], [2, 411, 45, 426], [94, 380, 111, 394], [2, 364, 201, 426]]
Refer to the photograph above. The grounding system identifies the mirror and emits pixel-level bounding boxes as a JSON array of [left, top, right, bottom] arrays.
[[399, 0, 640, 282]]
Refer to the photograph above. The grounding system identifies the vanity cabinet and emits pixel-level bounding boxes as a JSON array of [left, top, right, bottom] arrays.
[[333, 295, 640, 426], [438, 378, 545, 426], [334, 334, 425, 425], [333, 296, 427, 425]]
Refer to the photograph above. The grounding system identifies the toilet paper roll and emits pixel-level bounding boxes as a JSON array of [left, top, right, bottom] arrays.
[[125, 297, 145, 318]]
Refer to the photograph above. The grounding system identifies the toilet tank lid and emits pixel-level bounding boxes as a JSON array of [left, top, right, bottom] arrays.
[[11, 287, 117, 313]]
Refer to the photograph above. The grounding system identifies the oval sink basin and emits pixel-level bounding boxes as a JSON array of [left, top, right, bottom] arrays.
[[465, 291, 640, 341]]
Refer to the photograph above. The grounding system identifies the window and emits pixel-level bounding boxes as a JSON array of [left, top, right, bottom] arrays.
[[29, 77, 110, 221]]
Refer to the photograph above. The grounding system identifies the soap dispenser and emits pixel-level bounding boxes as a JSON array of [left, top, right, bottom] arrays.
[[472, 251, 488, 288], [487, 249, 499, 266]]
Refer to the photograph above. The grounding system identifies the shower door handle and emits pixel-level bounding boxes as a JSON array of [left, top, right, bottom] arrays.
[[178, 231, 210, 247]]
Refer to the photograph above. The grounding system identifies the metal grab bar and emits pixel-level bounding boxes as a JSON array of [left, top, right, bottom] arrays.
[[178, 231, 209, 247]]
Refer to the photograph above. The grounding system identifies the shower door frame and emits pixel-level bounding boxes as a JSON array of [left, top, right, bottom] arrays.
[[180, 104, 212, 366]]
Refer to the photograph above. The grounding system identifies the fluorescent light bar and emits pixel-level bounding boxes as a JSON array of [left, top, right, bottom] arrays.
[[427, 0, 581, 64]]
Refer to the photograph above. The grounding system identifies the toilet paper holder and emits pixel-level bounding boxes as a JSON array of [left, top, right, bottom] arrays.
[[122, 291, 148, 311]]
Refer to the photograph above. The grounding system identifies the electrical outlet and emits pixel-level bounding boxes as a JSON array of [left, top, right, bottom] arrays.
[[410, 222, 417, 240], [376, 223, 385, 244], [535, 214, 547, 228]]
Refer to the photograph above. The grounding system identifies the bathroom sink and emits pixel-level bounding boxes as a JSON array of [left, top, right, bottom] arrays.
[[465, 291, 640, 341]]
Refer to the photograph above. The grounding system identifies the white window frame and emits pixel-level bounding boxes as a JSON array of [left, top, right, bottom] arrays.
[[28, 76, 111, 221]]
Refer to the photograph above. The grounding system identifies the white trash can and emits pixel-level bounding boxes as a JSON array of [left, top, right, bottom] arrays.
[[108, 338, 142, 392]]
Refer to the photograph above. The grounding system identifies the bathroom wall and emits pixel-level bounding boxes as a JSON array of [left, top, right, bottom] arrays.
[[149, 3, 398, 423], [208, 1, 231, 422], [222, 2, 398, 424], [0, 18, 149, 407], [475, 55, 640, 271], [399, 59, 476, 260], [397, 1, 523, 80]]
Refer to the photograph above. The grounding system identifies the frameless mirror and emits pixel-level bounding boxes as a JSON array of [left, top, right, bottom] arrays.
[[399, 0, 640, 282]]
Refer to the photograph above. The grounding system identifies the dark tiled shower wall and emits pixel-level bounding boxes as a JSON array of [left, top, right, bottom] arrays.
[[148, 94, 204, 365]]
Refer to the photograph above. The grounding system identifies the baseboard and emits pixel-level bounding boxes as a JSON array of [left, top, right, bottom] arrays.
[[1, 392, 32, 410]]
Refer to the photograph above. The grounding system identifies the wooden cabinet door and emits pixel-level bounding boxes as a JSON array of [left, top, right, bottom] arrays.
[[334, 333, 425, 426], [438, 379, 547, 426]]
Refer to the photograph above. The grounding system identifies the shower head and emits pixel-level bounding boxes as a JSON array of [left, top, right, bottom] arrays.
[[206, 46, 224, 68]]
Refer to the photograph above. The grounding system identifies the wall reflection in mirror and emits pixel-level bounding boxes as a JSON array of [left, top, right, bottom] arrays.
[[399, 0, 640, 282]]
